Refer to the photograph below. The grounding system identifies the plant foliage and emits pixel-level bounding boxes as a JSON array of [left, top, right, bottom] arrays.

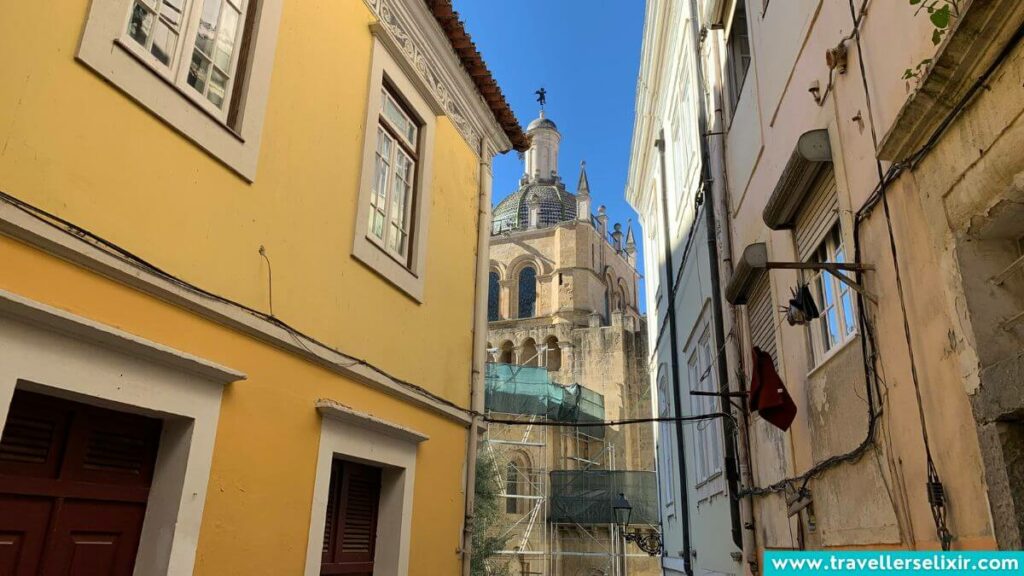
[[471, 449, 511, 576]]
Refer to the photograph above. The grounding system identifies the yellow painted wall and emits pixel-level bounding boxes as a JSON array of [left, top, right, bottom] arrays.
[[0, 0, 480, 408], [0, 235, 468, 574], [0, 0, 487, 573]]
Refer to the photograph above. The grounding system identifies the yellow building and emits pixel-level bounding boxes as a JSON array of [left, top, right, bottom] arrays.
[[0, 0, 525, 573]]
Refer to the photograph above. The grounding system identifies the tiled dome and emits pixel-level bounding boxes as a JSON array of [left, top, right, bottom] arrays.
[[492, 183, 577, 233]]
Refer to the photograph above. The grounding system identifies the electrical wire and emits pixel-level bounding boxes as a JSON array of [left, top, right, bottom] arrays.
[[484, 412, 736, 429], [0, 189, 470, 417]]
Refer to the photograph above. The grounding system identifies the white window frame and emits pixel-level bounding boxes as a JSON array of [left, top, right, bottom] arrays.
[[807, 224, 858, 365], [367, 85, 421, 262], [122, 0, 251, 122], [77, 0, 283, 180], [352, 34, 438, 303], [656, 372, 676, 515], [304, 400, 426, 576], [689, 327, 723, 488], [0, 288, 242, 575]]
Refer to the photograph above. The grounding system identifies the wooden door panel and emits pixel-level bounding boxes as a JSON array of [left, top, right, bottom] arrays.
[[0, 391, 162, 576], [0, 496, 52, 576], [321, 461, 381, 576], [42, 499, 147, 576]]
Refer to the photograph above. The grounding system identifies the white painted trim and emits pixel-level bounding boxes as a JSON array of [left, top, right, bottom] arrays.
[[316, 398, 429, 444], [0, 198, 472, 425], [76, 0, 284, 181], [304, 403, 422, 576], [362, 0, 513, 155], [0, 292, 237, 575], [0, 288, 244, 383], [351, 34, 437, 303]]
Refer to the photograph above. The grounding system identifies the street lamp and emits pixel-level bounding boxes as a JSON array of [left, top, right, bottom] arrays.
[[613, 492, 663, 556]]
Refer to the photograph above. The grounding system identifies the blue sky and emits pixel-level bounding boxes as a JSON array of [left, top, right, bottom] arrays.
[[453, 0, 647, 297]]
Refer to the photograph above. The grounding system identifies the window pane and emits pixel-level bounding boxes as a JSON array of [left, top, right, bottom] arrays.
[[208, 68, 228, 107], [149, 20, 177, 65], [487, 272, 500, 321], [160, 0, 185, 28], [187, 51, 211, 93], [213, 7, 239, 71], [381, 90, 418, 146], [827, 308, 840, 348], [841, 290, 856, 335], [821, 272, 835, 308], [128, 2, 155, 47], [518, 267, 537, 318], [197, 0, 223, 56]]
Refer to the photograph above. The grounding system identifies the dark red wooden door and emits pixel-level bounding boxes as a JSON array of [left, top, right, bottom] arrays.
[[321, 460, 382, 575], [0, 391, 161, 576]]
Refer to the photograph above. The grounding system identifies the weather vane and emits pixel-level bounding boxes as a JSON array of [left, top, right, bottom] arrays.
[[535, 87, 547, 110]]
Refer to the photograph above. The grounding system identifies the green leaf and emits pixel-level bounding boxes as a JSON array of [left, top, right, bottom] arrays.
[[909, 0, 922, 4], [930, 5, 951, 28], [932, 28, 943, 45]]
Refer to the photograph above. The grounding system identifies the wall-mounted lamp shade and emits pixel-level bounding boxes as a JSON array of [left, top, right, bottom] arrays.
[[612, 492, 633, 531]]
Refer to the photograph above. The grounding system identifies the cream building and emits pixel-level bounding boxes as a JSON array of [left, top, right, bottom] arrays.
[[629, 0, 1024, 572], [482, 111, 660, 576]]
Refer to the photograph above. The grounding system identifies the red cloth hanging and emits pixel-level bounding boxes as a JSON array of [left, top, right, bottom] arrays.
[[748, 346, 797, 431]]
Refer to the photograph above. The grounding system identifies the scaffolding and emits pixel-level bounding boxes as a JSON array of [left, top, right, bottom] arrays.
[[481, 363, 659, 576]]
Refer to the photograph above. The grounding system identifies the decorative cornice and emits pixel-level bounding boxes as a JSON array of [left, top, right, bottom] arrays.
[[364, 0, 514, 154], [877, 0, 1024, 161]]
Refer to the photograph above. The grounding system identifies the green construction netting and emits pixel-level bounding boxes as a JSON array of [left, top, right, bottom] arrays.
[[484, 363, 605, 437], [549, 470, 659, 526]]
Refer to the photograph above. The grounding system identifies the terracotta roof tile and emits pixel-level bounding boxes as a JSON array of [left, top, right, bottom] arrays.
[[424, 0, 529, 152]]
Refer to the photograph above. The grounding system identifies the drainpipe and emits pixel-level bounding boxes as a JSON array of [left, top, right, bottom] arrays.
[[655, 130, 694, 576], [462, 139, 494, 576], [692, 3, 758, 571]]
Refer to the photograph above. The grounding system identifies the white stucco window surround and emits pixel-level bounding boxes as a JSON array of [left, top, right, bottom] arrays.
[[351, 31, 439, 303], [0, 288, 244, 575], [76, 0, 285, 181], [304, 399, 427, 576]]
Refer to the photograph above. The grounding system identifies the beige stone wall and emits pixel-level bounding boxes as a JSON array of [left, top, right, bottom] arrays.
[[485, 218, 656, 574]]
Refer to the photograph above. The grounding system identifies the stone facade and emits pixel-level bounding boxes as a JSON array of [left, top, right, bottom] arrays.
[[483, 111, 658, 576]]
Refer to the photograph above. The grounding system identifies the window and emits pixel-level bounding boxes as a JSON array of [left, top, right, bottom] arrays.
[[125, 0, 252, 118], [308, 401, 424, 575], [506, 461, 520, 514], [656, 372, 676, 513], [808, 225, 857, 360], [321, 460, 382, 575], [351, 37, 437, 302], [725, 0, 751, 110], [488, 272, 501, 321], [367, 85, 421, 262], [689, 330, 723, 486], [518, 267, 537, 318], [78, 0, 281, 179]]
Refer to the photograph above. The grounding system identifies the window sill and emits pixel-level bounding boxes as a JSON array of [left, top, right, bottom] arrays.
[[112, 38, 247, 144], [807, 331, 860, 379], [694, 470, 723, 490], [76, 0, 283, 183], [352, 235, 425, 304]]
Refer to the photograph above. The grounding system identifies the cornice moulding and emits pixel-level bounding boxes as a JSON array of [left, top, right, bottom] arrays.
[[364, 0, 512, 155]]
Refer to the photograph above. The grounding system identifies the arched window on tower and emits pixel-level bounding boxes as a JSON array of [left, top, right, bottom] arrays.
[[518, 266, 537, 318], [488, 271, 501, 321]]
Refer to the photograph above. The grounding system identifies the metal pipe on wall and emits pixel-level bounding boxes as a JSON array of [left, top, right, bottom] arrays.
[[655, 129, 694, 576], [461, 139, 494, 576]]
